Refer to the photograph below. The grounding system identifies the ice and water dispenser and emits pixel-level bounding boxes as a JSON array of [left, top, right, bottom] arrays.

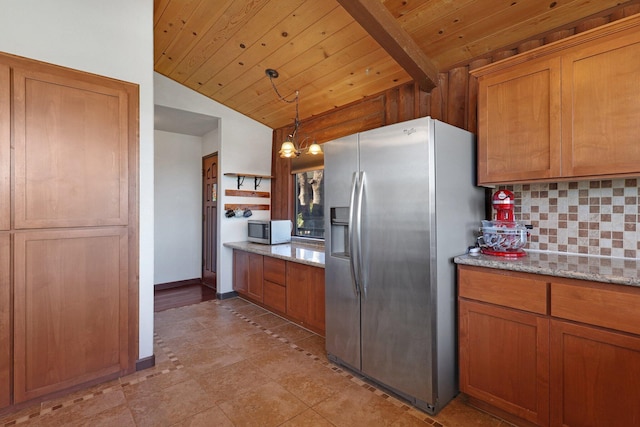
[[329, 207, 350, 258]]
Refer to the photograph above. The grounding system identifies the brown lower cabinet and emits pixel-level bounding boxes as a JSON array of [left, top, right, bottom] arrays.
[[233, 250, 249, 294], [459, 300, 549, 426], [550, 320, 640, 426], [458, 265, 640, 427], [233, 249, 325, 336], [286, 261, 325, 333], [13, 229, 130, 403], [247, 252, 264, 301], [263, 257, 286, 312], [458, 266, 550, 426]]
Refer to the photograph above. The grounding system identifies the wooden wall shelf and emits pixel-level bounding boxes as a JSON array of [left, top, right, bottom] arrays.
[[225, 189, 270, 198], [224, 204, 270, 211], [224, 173, 273, 190]]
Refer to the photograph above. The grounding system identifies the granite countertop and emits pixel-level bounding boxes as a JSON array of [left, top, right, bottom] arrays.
[[454, 251, 640, 287], [224, 240, 325, 268]]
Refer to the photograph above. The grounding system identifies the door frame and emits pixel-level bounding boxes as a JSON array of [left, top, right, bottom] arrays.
[[202, 152, 218, 291]]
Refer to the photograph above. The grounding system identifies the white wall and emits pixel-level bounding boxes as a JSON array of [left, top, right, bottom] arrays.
[[154, 131, 203, 284], [155, 73, 272, 294], [202, 127, 220, 157], [0, 0, 155, 359]]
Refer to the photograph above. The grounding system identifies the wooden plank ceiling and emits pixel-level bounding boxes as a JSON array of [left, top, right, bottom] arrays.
[[154, 0, 638, 130]]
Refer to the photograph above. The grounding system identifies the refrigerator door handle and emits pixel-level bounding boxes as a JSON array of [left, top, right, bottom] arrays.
[[356, 171, 366, 298], [348, 172, 361, 296]]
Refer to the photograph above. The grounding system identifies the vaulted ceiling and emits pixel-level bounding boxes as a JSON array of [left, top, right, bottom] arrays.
[[154, 0, 638, 130]]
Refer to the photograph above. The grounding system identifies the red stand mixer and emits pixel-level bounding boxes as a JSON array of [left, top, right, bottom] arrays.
[[492, 189, 516, 222], [479, 190, 528, 257]]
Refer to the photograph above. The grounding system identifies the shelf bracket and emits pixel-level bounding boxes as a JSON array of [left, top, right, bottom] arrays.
[[235, 176, 246, 190], [254, 176, 263, 190]]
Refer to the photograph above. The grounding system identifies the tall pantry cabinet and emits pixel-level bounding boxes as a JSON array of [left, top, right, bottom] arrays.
[[1, 63, 10, 409], [0, 52, 139, 408]]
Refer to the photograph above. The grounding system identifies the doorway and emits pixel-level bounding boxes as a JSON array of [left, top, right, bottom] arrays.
[[202, 153, 218, 291]]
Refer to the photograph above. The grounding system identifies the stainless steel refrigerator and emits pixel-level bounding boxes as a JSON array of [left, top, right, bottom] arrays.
[[324, 117, 484, 414]]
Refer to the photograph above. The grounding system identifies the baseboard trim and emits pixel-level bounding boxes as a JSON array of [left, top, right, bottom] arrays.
[[154, 278, 202, 291], [217, 291, 238, 300], [136, 354, 156, 371]]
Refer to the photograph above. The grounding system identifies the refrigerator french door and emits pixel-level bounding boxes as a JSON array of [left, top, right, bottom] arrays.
[[324, 117, 484, 414]]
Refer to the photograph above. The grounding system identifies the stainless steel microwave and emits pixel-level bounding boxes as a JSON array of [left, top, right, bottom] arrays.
[[247, 220, 292, 245]]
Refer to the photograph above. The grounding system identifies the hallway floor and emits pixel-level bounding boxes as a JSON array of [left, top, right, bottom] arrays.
[[1, 298, 511, 426]]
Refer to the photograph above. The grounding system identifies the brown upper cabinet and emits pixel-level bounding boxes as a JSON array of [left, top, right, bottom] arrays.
[[12, 67, 130, 229], [473, 15, 640, 185]]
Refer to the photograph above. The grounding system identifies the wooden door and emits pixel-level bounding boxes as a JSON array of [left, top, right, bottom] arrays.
[[12, 67, 129, 229], [0, 234, 9, 408], [561, 29, 640, 177], [247, 253, 264, 302], [0, 63, 9, 230], [550, 319, 640, 427], [202, 153, 218, 290], [13, 228, 129, 403], [233, 250, 249, 295], [476, 56, 562, 184], [459, 299, 550, 426]]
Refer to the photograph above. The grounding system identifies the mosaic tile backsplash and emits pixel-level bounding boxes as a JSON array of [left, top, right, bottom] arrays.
[[498, 179, 639, 259]]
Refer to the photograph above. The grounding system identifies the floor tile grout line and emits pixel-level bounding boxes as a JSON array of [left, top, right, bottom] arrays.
[[153, 332, 185, 370], [216, 299, 445, 426], [2, 299, 444, 426], [1, 330, 185, 426]]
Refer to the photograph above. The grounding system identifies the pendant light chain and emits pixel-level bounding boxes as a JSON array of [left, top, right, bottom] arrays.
[[266, 68, 321, 158]]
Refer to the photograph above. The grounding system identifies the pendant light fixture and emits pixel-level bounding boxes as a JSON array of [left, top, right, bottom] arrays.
[[266, 68, 322, 158]]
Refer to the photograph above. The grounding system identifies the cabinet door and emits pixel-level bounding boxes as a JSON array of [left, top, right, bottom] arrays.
[[263, 256, 286, 285], [477, 57, 561, 184], [13, 228, 129, 403], [233, 250, 249, 295], [307, 267, 325, 333], [12, 67, 129, 229], [0, 235, 9, 408], [286, 262, 309, 323], [459, 299, 549, 426], [287, 262, 326, 334], [551, 320, 640, 427], [263, 280, 286, 313], [247, 253, 264, 302], [0, 63, 9, 231], [562, 29, 640, 177]]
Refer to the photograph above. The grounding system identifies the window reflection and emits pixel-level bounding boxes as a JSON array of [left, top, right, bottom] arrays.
[[294, 169, 324, 238]]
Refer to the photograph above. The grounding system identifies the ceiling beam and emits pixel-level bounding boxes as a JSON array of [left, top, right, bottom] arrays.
[[336, 0, 439, 91]]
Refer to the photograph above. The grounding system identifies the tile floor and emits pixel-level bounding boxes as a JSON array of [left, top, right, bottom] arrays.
[[0, 298, 511, 426]]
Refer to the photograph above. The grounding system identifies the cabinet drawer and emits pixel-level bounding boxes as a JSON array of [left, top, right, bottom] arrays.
[[551, 282, 640, 335], [263, 280, 286, 313], [263, 257, 286, 285], [458, 266, 548, 314]]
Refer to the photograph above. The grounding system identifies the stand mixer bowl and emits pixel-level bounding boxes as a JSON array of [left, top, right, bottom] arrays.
[[479, 220, 528, 252]]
